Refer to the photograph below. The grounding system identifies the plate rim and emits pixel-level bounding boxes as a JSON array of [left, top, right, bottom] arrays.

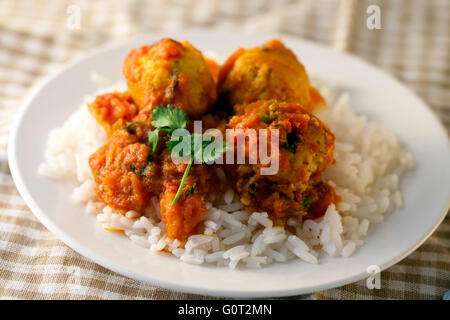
[[7, 31, 450, 298]]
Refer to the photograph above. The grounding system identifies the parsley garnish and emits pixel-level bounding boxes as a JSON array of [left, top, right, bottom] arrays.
[[147, 105, 188, 152], [185, 183, 196, 198], [148, 130, 159, 152], [148, 105, 227, 205], [152, 105, 188, 132]]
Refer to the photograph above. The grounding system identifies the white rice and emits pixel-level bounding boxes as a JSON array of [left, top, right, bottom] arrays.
[[38, 77, 414, 269]]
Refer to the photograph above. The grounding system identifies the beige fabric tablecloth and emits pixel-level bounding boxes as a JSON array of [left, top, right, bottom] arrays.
[[0, 0, 448, 299]]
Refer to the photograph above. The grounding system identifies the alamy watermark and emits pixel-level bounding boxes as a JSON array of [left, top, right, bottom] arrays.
[[67, 4, 81, 30], [366, 5, 381, 30], [366, 265, 381, 289]]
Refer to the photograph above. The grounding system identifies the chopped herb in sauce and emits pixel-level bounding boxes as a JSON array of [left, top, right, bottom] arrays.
[[282, 130, 302, 154], [128, 163, 150, 177], [302, 196, 316, 207], [248, 182, 256, 195], [185, 183, 196, 198], [125, 121, 143, 134], [171, 69, 179, 95], [128, 164, 141, 176], [259, 109, 276, 124]]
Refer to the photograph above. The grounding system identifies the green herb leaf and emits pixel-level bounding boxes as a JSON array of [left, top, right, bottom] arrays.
[[192, 133, 207, 163], [202, 139, 227, 163], [151, 105, 227, 206], [171, 157, 193, 205], [165, 136, 183, 153], [151, 105, 188, 134], [166, 133, 226, 164], [165, 133, 190, 159], [148, 130, 159, 153], [168, 133, 227, 205]]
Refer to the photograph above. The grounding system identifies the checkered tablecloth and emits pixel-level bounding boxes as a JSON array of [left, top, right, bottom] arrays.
[[0, 0, 448, 300]]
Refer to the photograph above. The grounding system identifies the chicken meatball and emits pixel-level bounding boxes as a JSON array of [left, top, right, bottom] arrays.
[[227, 100, 336, 222], [218, 39, 324, 113], [88, 128, 160, 212], [122, 38, 216, 120]]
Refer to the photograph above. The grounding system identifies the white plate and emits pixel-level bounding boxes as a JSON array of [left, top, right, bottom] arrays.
[[8, 31, 450, 298]]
